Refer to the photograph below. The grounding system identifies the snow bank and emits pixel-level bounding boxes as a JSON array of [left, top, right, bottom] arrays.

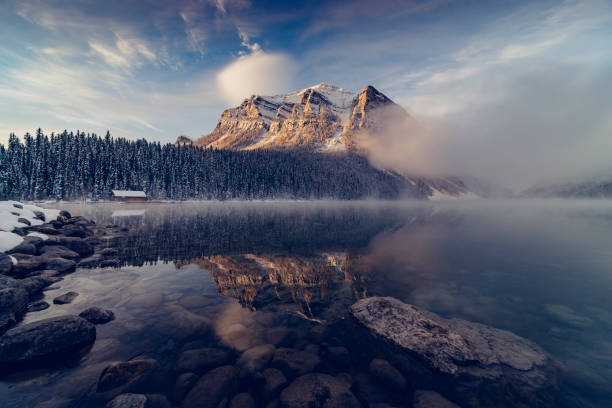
[[0, 200, 60, 252], [0, 231, 23, 252]]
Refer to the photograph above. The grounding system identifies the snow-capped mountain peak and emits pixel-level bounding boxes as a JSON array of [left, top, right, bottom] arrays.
[[186, 83, 407, 152]]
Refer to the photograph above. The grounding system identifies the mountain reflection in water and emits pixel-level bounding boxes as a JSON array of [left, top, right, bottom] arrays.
[[2, 201, 611, 408]]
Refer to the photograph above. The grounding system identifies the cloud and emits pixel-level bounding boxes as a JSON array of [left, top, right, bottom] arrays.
[[216, 32, 295, 104]]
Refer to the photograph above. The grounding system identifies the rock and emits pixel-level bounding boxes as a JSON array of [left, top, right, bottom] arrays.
[[230, 393, 256, 408], [325, 346, 350, 367], [350, 297, 557, 395], [279, 373, 361, 408], [368, 359, 406, 390], [62, 225, 89, 238], [106, 393, 147, 408], [59, 237, 94, 256], [145, 394, 171, 408], [28, 300, 50, 312], [40, 245, 80, 259], [17, 217, 31, 226], [0, 312, 16, 334], [182, 365, 239, 408], [237, 344, 275, 374], [173, 372, 199, 401], [50, 219, 64, 229], [261, 368, 287, 398], [10, 254, 45, 274], [32, 209, 45, 220], [0, 316, 96, 365], [175, 347, 229, 374], [271, 348, 320, 378], [12, 203, 23, 209], [0, 253, 13, 274], [8, 241, 37, 255], [31, 226, 60, 235], [100, 258, 120, 268], [54, 291, 79, 304], [97, 359, 158, 392], [78, 254, 103, 267], [0, 275, 28, 318], [20, 275, 57, 296], [45, 257, 77, 273], [79, 307, 115, 324], [99, 247, 119, 256], [59, 210, 72, 219], [413, 390, 459, 408]]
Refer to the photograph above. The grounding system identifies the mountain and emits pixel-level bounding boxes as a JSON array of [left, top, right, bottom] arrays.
[[177, 83, 487, 200], [182, 83, 408, 152], [523, 177, 612, 198]]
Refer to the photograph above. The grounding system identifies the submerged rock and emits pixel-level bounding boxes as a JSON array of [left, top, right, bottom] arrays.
[[97, 359, 158, 393], [173, 372, 199, 401], [175, 347, 229, 374], [0, 316, 95, 366], [79, 307, 115, 324], [261, 367, 287, 399], [45, 257, 77, 273], [271, 347, 320, 378], [230, 393, 256, 408], [413, 390, 459, 408], [182, 365, 239, 408], [54, 291, 79, 304], [369, 359, 406, 390], [350, 297, 559, 404], [106, 393, 147, 408], [279, 373, 361, 408], [28, 300, 50, 312]]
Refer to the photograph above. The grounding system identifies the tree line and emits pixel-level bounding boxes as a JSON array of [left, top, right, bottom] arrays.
[[0, 129, 410, 201]]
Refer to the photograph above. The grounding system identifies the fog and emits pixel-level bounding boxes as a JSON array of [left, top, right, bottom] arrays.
[[365, 62, 612, 191]]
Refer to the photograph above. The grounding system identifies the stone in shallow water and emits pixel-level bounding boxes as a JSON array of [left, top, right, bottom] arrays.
[[350, 297, 559, 401], [0, 315, 95, 365], [54, 291, 79, 304], [279, 373, 361, 408], [28, 300, 50, 312], [175, 347, 229, 374], [271, 347, 320, 378], [413, 390, 459, 408], [237, 344, 275, 374], [182, 365, 239, 408], [230, 393, 256, 408], [105, 393, 147, 408], [369, 358, 406, 390], [173, 372, 198, 401], [79, 307, 115, 324], [261, 367, 287, 399], [97, 359, 158, 393]]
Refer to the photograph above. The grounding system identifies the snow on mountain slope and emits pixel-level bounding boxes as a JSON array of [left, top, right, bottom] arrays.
[[186, 83, 409, 152]]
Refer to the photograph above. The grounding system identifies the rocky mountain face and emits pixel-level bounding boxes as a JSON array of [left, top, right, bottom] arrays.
[[184, 83, 408, 152], [178, 83, 485, 199]]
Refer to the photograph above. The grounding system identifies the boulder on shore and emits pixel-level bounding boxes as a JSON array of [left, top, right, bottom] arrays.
[[0, 315, 96, 366]]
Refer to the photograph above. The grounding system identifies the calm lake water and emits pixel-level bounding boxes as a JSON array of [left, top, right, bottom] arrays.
[[1, 200, 612, 407]]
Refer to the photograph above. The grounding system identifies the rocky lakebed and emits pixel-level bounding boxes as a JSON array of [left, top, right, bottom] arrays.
[[0, 202, 573, 407]]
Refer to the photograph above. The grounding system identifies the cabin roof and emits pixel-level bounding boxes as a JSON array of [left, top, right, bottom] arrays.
[[111, 190, 146, 198]]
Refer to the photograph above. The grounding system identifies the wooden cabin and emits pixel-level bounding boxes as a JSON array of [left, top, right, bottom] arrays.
[[110, 190, 147, 203]]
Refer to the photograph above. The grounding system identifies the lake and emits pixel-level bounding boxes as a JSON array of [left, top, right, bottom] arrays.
[[1, 200, 611, 407]]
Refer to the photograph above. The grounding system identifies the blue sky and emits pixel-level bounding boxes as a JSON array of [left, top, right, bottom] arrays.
[[1, 0, 611, 185]]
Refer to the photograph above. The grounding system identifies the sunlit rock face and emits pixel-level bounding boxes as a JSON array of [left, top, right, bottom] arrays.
[[184, 83, 409, 153], [184, 253, 369, 322]]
